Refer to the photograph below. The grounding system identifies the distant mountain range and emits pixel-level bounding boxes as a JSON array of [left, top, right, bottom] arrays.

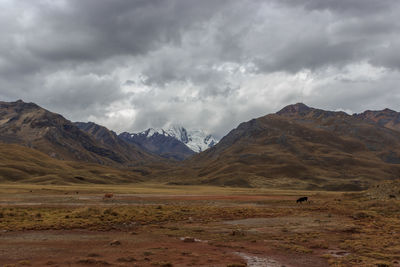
[[119, 129, 194, 161], [0, 100, 217, 164], [119, 126, 218, 160], [2, 99, 400, 190]]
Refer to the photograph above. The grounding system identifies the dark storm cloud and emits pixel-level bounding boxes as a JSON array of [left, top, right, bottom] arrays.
[[1, 0, 400, 137], [21, 0, 227, 63], [251, 0, 400, 73]]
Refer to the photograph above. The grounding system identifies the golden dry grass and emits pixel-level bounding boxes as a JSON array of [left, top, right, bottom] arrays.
[[0, 143, 143, 184]]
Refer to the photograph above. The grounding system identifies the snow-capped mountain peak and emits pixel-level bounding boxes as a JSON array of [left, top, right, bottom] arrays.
[[164, 125, 218, 152], [131, 125, 218, 153], [145, 128, 167, 137], [130, 128, 166, 138]]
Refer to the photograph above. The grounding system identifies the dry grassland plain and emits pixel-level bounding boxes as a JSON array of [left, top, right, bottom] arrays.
[[0, 183, 399, 267]]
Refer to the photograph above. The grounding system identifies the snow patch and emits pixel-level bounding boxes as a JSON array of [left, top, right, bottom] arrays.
[[164, 125, 218, 152], [131, 125, 218, 153]]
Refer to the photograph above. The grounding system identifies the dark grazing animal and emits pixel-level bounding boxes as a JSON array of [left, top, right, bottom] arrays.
[[103, 193, 114, 199], [296, 196, 308, 203]]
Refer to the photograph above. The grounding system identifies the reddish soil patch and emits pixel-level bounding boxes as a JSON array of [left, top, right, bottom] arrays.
[[0, 228, 328, 267], [0, 229, 246, 266]]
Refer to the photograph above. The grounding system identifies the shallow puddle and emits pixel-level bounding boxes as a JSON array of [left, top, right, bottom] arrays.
[[234, 252, 289, 267]]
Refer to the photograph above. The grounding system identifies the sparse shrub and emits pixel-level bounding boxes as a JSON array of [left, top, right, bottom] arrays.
[[310, 242, 329, 249], [76, 259, 110, 265], [231, 230, 245, 236], [182, 237, 195, 243], [18, 260, 31, 266], [353, 211, 375, 219], [87, 253, 100, 257], [117, 256, 136, 262], [109, 240, 121, 246], [342, 226, 361, 233], [153, 262, 173, 267], [74, 207, 101, 218], [321, 254, 333, 259], [279, 244, 313, 253], [103, 208, 118, 216]]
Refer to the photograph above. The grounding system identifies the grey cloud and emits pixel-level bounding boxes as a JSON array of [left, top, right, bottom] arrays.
[[280, 0, 398, 16], [370, 41, 400, 70], [41, 74, 125, 119], [255, 38, 360, 73], [124, 80, 135, 86], [21, 0, 228, 63], [130, 109, 170, 132], [307, 74, 400, 113]]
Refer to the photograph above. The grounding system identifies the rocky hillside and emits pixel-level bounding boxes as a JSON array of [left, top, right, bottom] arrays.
[[0, 100, 156, 166], [354, 108, 400, 132], [74, 121, 158, 164], [119, 129, 195, 161], [182, 103, 400, 190]]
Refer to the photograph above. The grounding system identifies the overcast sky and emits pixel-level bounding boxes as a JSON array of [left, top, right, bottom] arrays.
[[1, 0, 400, 138]]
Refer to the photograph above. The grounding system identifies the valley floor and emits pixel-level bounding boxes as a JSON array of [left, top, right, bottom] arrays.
[[0, 184, 399, 266]]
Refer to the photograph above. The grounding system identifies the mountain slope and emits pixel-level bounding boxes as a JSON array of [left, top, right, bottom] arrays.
[[354, 108, 400, 132], [0, 143, 142, 184], [119, 129, 195, 160], [75, 122, 158, 164], [0, 100, 155, 166], [181, 103, 400, 190]]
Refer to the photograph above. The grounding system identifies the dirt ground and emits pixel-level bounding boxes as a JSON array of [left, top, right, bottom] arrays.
[[0, 184, 400, 267]]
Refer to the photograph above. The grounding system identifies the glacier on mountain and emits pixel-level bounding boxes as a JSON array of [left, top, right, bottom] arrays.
[[131, 125, 218, 153]]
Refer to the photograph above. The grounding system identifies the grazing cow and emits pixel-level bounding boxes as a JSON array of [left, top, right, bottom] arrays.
[[296, 196, 308, 203], [103, 193, 114, 200]]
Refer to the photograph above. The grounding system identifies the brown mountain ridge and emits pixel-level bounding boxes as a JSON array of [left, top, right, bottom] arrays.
[[0, 100, 157, 166], [2, 100, 400, 190], [172, 103, 400, 190]]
